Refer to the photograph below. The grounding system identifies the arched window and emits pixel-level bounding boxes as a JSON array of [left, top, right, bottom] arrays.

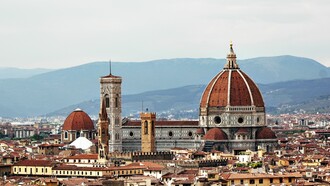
[[105, 94, 110, 108], [64, 131, 68, 139], [151, 121, 154, 136], [115, 95, 119, 108], [144, 121, 148, 134], [115, 117, 120, 126]]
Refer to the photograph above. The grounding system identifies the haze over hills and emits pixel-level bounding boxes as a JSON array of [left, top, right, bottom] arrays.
[[49, 77, 330, 118], [0, 55, 329, 117], [0, 67, 53, 79]]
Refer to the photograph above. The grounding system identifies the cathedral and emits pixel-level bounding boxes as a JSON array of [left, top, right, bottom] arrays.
[[97, 43, 278, 154]]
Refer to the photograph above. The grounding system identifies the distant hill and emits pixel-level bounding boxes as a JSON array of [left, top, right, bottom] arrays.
[[0, 67, 52, 79], [47, 85, 205, 118], [49, 77, 330, 118], [0, 56, 329, 117], [276, 95, 330, 114]]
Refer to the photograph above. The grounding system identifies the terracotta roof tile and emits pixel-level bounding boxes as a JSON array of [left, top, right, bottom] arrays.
[[14, 159, 54, 166], [101, 74, 121, 78], [65, 154, 98, 160], [236, 128, 249, 134]]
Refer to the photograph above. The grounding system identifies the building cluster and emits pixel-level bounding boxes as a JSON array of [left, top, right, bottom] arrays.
[[3, 131, 330, 185], [1, 44, 330, 185], [0, 119, 62, 139]]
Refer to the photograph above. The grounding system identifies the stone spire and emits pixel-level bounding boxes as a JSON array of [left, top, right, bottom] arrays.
[[99, 97, 108, 122], [224, 42, 239, 69], [97, 96, 109, 163]]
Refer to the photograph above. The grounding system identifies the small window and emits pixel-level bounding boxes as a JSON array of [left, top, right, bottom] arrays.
[[151, 121, 155, 136], [270, 178, 273, 183], [105, 95, 110, 108], [188, 131, 193, 137], [169, 131, 173, 137], [129, 131, 134, 137], [238, 117, 244, 124], [144, 121, 148, 134], [259, 179, 263, 184], [115, 133, 120, 140], [250, 179, 255, 184], [115, 97, 118, 108], [115, 117, 120, 126], [214, 116, 221, 124]]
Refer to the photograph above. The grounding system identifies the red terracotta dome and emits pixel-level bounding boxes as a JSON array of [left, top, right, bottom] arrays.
[[203, 128, 228, 140], [200, 43, 264, 108], [256, 127, 276, 139], [62, 109, 95, 131]]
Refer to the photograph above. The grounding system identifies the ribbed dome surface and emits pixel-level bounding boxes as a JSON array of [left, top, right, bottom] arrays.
[[203, 128, 228, 140], [200, 70, 264, 108], [62, 109, 95, 131], [200, 43, 264, 108], [256, 127, 276, 139]]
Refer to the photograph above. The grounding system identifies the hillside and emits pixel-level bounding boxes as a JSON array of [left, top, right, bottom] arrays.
[[49, 78, 330, 118], [0, 56, 329, 117]]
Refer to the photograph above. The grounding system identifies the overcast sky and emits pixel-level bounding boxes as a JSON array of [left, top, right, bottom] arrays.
[[1, 0, 330, 69]]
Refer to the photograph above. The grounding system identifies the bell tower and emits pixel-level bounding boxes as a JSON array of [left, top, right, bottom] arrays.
[[98, 98, 109, 163], [100, 71, 122, 152], [140, 112, 156, 152]]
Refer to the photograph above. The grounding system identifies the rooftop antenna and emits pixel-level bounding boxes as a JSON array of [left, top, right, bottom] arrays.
[[109, 59, 112, 75]]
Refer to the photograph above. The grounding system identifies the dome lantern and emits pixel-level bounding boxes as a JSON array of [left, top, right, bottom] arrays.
[[224, 42, 239, 69]]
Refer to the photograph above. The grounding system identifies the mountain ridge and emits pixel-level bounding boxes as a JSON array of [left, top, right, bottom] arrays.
[[0, 55, 329, 117], [48, 77, 330, 118], [0, 67, 53, 79]]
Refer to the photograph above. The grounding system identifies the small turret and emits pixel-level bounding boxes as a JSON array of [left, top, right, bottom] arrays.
[[140, 112, 156, 152]]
